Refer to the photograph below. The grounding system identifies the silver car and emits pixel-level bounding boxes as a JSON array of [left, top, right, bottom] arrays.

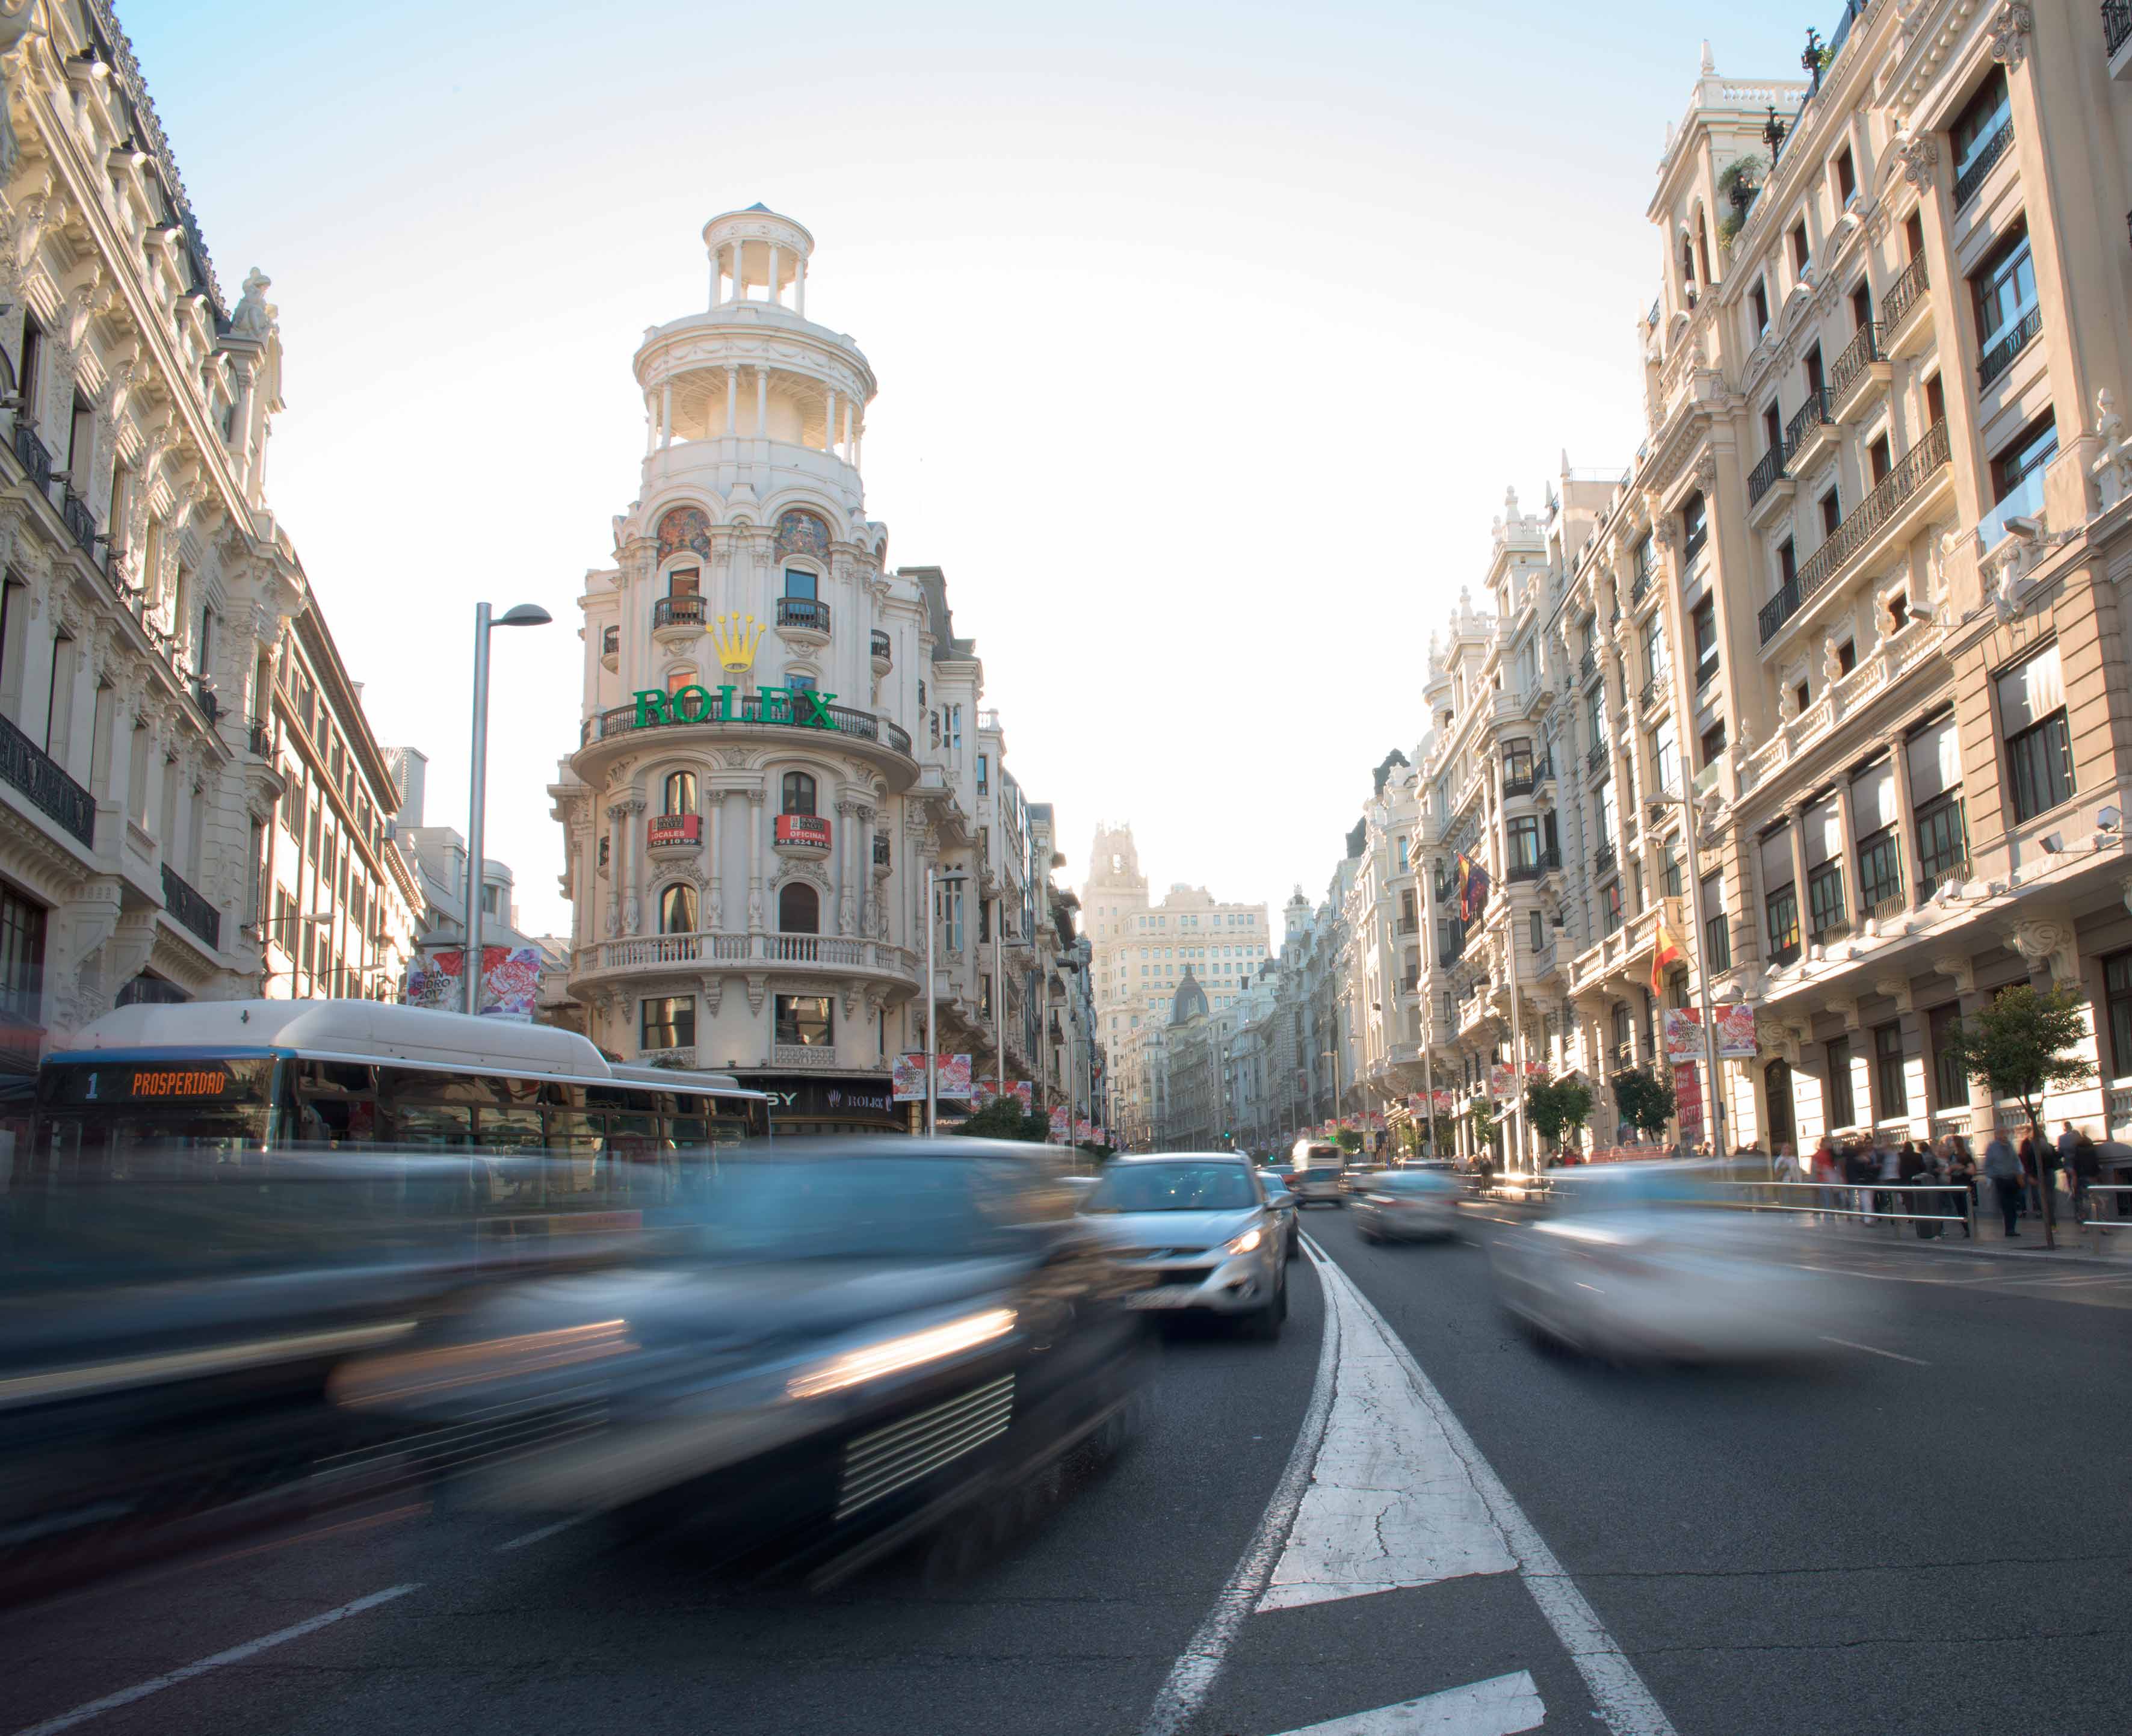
[[1078, 1155, 1287, 1338], [1352, 1165, 1462, 1242], [1255, 1170, 1300, 1262]]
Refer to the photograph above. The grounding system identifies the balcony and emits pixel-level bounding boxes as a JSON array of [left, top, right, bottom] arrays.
[[1977, 306, 2041, 390], [2111, 0, 2132, 65], [190, 678, 220, 726], [1758, 419, 1951, 646], [1506, 844, 1560, 885], [1586, 741, 1608, 776], [1630, 566, 1651, 607], [1503, 760, 1541, 798], [59, 486, 100, 563], [161, 863, 220, 951], [774, 812, 833, 857], [1578, 647, 1598, 689], [1953, 119, 2013, 211], [11, 421, 51, 493], [873, 832, 892, 876], [1828, 323, 1888, 419], [1882, 255, 1932, 356], [582, 690, 913, 761], [244, 714, 274, 758], [1746, 442, 1789, 510], [776, 596, 832, 637], [575, 928, 922, 990], [1395, 915, 1420, 936], [0, 711, 94, 847], [1783, 386, 1834, 472], [601, 625, 619, 671], [1639, 679, 1666, 715], [652, 595, 705, 635], [1594, 840, 1617, 876], [870, 629, 892, 671]]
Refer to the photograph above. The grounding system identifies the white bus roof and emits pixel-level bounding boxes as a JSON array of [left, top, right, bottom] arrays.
[[52, 1000, 744, 1092]]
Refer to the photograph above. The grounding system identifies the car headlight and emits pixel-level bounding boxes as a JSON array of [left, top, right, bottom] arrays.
[[1222, 1228, 1263, 1255], [786, 1307, 1016, 1400]]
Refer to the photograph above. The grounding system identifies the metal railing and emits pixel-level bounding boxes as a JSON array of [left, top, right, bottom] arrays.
[[1759, 419, 1950, 644], [651, 595, 704, 629], [601, 625, 619, 655], [245, 714, 274, 758], [777, 596, 831, 632], [1977, 306, 2041, 388], [873, 834, 891, 867], [1507, 844, 1560, 884], [161, 862, 220, 950], [1716, 1178, 1974, 1238], [11, 421, 51, 493], [59, 485, 99, 560], [1828, 321, 1882, 405], [1953, 117, 2013, 210], [1503, 763, 1537, 797], [583, 693, 913, 756], [1578, 647, 1598, 688], [2110, 0, 2132, 57], [1782, 386, 1830, 454], [1746, 442, 1787, 507], [1882, 254, 1929, 330], [1594, 840, 1617, 876], [1586, 741, 1607, 774], [870, 629, 892, 663], [0, 710, 94, 845]]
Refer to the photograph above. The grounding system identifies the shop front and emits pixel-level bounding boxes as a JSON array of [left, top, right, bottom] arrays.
[[739, 1071, 903, 1136]]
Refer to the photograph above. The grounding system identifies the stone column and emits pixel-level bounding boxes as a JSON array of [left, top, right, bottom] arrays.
[[755, 366, 768, 440], [794, 256, 806, 319], [1787, 808, 1810, 949], [824, 388, 838, 456], [643, 394, 656, 457], [747, 789, 766, 941], [659, 381, 672, 449], [706, 794, 724, 931], [725, 365, 738, 437], [1890, 747, 1920, 912], [1834, 779, 1858, 926], [767, 244, 782, 308], [842, 400, 854, 457], [835, 797, 857, 936], [728, 240, 744, 301]]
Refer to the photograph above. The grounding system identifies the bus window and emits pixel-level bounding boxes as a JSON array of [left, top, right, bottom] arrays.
[[389, 1104, 472, 1148], [476, 1107, 544, 1152], [607, 1111, 672, 1203], [548, 1110, 605, 1199]]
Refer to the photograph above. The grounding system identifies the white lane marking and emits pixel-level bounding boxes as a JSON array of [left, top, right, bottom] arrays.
[[1258, 1257, 1515, 1610], [1136, 1240, 1341, 1736], [1271, 1670, 1545, 1736], [1314, 1258, 1679, 1736], [7, 1583, 421, 1736], [1818, 1335, 1931, 1367], [495, 1516, 586, 1552]]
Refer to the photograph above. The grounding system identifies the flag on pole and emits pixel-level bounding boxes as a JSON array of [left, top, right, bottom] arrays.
[[1650, 897, 1687, 996], [1454, 852, 1491, 923]]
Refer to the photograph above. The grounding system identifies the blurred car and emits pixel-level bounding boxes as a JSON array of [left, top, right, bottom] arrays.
[[1255, 1170, 1300, 1262], [1352, 1166, 1462, 1242], [1488, 1161, 1858, 1361], [330, 1140, 1154, 1586], [1338, 1165, 1386, 1198], [1286, 1140, 1346, 1207], [1077, 1155, 1288, 1336]]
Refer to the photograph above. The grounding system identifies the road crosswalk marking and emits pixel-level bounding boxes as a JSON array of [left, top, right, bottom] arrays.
[[1268, 1670, 1545, 1736]]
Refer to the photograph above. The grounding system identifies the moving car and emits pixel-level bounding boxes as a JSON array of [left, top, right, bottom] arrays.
[[1077, 1154, 1288, 1337], [1255, 1170, 1300, 1261], [1352, 1166, 1462, 1242], [1487, 1160, 1859, 1361], [1286, 1140, 1346, 1207], [330, 1140, 1154, 1586]]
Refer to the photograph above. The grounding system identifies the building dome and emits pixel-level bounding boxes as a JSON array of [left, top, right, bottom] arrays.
[[1170, 969, 1209, 1026]]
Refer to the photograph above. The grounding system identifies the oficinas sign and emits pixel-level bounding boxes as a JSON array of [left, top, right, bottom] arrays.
[[632, 687, 839, 729]]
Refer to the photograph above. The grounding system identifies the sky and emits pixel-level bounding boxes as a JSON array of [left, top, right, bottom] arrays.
[[123, 0, 1808, 937]]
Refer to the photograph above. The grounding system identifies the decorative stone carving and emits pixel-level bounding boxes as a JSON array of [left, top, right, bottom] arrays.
[[2091, 388, 2132, 507], [2004, 915, 2078, 984], [1893, 131, 1938, 194], [745, 972, 768, 1015], [1988, 1, 2033, 67], [1874, 975, 1915, 1015], [1822, 634, 1846, 689], [1825, 995, 1862, 1032], [1932, 954, 1977, 995], [232, 267, 276, 339]]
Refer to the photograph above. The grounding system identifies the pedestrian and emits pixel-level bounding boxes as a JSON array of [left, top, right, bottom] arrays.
[[2071, 1126, 2100, 1222], [1774, 1141, 1800, 1182], [1912, 1144, 1947, 1239], [1874, 1134, 1902, 1222], [1984, 1127, 2024, 1238], [1843, 1139, 1874, 1222], [1945, 1138, 1977, 1238], [2019, 1122, 2057, 1226], [2056, 1122, 2089, 1223]]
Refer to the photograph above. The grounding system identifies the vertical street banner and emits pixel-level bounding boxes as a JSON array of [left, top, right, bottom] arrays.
[[1673, 1061, 1705, 1144], [938, 1054, 973, 1099], [891, 1055, 928, 1102], [1048, 1105, 1071, 1143], [1664, 1004, 1760, 1061], [404, 947, 543, 1020]]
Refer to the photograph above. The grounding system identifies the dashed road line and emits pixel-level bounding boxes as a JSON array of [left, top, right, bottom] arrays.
[[7, 1583, 422, 1736], [1818, 1335, 1931, 1367], [496, 1516, 587, 1553], [1269, 1670, 1545, 1736]]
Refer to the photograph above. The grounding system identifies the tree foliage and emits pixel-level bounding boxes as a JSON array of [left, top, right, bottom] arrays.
[[1467, 1098, 1497, 1154], [951, 1098, 1050, 1143], [1942, 983, 2093, 1128], [1611, 1067, 1676, 1139], [1335, 1127, 1364, 1155], [1525, 1076, 1594, 1153]]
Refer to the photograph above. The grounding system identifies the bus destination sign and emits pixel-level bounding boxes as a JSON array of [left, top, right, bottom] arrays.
[[44, 1059, 270, 1106]]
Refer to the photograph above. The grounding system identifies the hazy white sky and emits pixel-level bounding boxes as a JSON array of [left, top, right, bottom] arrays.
[[126, 1, 1803, 935]]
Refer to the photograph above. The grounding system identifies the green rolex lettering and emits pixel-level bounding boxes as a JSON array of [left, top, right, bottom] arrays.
[[799, 690, 838, 728], [632, 689, 670, 727]]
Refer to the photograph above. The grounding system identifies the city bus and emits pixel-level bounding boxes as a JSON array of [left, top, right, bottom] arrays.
[[17, 1001, 771, 1235]]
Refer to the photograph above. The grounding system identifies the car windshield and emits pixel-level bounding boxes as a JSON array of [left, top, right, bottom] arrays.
[[1087, 1162, 1255, 1213], [1380, 1170, 1456, 1194], [685, 1157, 1041, 1259]]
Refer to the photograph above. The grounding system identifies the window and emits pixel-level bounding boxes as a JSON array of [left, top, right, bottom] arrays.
[[664, 666, 695, 695], [1850, 283, 1872, 333], [1750, 280, 1770, 335], [17, 312, 40, 427], [1924, 372, 1946, 428], [1601, 879, 1623, 936], [1999, 642, 2072, 821], [1873, 1022, 1908, 1117], [977, 753, 989, 794], [1504, 737, 1533, 782], [663, 770, 697, 815], [1692, 598, 1717, 683], [1587, 684, 1607, 744], [1790, 220, 1809, 275], [771, 993, 834, 1049], [0, 882, 46, 1022], [1641, 620, 1669, 691], [781, 770, 817, 815], [1632, 534, 1654, 593], [779, 882, 820, 933], [1681, 491, 1708, 562], [1973, 227, 2036, 362], [1699, 870, 1729, 973], [1598, 776, 1618, 846], [1818, 487, 1840, 537], [1529, 910, 1545, 953], [1806, 859, 1846, 939], [2107, 955, 2132, 1081], [1989, 412, 2057, 520], [641, 995, 695, 1050], [782, 568, 817, 601], [1868, 433, 1891, 486], [1777, 536, 1797, 593], [1652, 718, 1679, 795], [1837, 640, 1856, 676], [658, 883, 697, 934], [1951, 67, 2011, 200], [1765, 882, 1799, 963], [1827, 1036, 1855, 1128], [1856, 828, 1901, 911], [1833, 144, 1856, 206], [1929, 1004, 1966, 1108], [1508, 815, 1540, 870], [1700, 718, 1727, 768]]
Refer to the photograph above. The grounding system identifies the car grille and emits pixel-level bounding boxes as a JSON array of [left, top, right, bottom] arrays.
[[1115, 1247, 1209, 1262], [835, 1373, 1015, 1521], [1143, 1266, 1214, 1287]]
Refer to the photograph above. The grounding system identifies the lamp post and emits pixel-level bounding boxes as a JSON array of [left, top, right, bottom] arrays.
[[1653, 788, 1726, 1152], [924, 865, 968, 1135], [463, 602, 551, 1016]]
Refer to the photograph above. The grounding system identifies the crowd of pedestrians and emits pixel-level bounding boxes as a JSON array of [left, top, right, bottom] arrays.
[[1752, 1120, 2102, 1238]]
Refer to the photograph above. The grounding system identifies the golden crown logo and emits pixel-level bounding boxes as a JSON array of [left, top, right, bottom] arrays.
[[709, 612, 764, 673]]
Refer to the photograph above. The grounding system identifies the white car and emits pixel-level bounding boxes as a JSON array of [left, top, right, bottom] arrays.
[[1352, 1166, 1461, 1242], [1488, 1162, 1858, 1361]]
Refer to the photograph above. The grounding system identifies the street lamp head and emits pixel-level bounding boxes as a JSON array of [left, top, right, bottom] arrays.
[[493, 604, 552, 628]]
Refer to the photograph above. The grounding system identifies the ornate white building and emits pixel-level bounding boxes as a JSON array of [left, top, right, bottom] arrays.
[[551, 206, 1072, 1132]]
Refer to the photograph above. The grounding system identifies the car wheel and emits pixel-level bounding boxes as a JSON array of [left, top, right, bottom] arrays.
[[1243, 1270, 1287, 1340], [1284, 1228, 1299, 1262]]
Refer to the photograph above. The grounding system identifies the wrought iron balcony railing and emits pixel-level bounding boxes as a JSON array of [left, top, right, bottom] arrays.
[[652, 595, 704, 629], [161, 862, 220, 950], [870, 629, 892, 663], [1977, 306, 2041, 389], [1746, 442, 1787, 506], [1758, 419, 1951, 644], [1882, 254, 1929, 330], [2110, 0, 2132, 57], [1953, 118, 2013, 210], [11, 421, 51, 492], [0, 711, 93, 846], [59, 486, 100, 560], [1783, 386, 1831, 454], [777, 596, 831, 632], [1594, 840, 1617, 876], [1828, 322, 1882, 405]]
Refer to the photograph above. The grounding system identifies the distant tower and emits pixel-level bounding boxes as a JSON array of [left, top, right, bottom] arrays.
[[1285, 886, 1311, 945], [1086, 822, 1146, 895]]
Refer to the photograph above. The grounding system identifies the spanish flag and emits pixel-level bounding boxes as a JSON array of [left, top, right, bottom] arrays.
[[1454, 852, 1490, 923], [1650, 897, 1687, 995]]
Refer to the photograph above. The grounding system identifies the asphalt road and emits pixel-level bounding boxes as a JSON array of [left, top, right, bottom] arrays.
[[7, 1203, 2132, 1736]]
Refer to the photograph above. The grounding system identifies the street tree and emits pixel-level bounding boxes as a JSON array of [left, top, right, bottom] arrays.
[[1525, 1076, 1594, 1161], [1611, 1067, 1676, 1143], [1942, 982, 2094, 1249], [951, 1098, 1050, 1143]]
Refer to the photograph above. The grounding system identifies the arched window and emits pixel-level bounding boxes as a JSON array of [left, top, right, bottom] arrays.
[[663, 770, 697, 815], [665, 666, 696, 695], [659, 883, 698, 934], [782, 771, 816, 815], [779, 882, 820, 934]]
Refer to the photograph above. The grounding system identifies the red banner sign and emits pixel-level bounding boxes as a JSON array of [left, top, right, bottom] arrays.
[[774, 814, 832, 850], [647, 813, 701, 848]]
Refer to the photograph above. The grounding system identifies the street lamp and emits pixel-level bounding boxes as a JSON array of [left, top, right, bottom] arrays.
[[463, 602, 551, 1016], [924, 866, 969, 1135]]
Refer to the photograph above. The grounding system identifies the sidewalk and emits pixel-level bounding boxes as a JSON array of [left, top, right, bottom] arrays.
[[1803, 1200, 2132, 1267]]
